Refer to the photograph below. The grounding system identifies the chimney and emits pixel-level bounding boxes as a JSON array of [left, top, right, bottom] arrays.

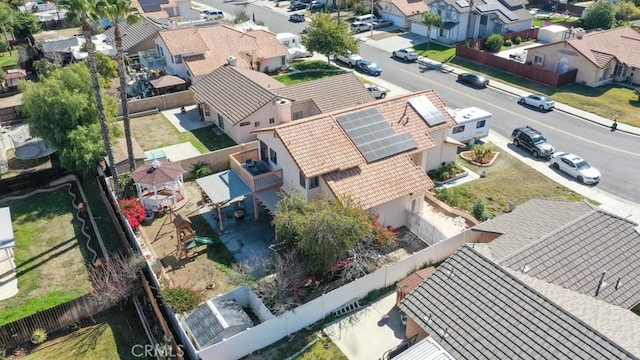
[[227, 56, 237, 67], [275, 98, 292, 124]]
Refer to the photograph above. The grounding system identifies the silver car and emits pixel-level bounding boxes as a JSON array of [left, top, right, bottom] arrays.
[[551, 152, 601, 184], [519, 94, 556, 111], [365, 84, 388, 99]]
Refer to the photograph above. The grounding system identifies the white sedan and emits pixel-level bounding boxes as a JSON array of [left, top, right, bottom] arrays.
[[392, 48, 418, 62], [551, 152, 601, 184], [518, 94, 555, 111]]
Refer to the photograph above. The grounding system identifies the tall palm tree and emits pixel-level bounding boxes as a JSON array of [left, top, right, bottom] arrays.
[[422, 13, 443, 50], [64, 0, 122, 195], [104, 0, 142, 172]]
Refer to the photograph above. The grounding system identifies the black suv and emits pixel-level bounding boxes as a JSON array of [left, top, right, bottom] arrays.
[[511, 126, 555, 158]]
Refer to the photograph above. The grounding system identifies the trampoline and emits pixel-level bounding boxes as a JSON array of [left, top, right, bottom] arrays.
[[8, 126, 56, 160]]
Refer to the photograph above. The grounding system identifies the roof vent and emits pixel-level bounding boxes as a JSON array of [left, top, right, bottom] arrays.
[[227, 56, 237, 67]]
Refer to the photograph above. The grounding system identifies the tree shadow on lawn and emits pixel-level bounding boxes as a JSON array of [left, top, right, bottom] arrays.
[[189, 126, 237, 152]]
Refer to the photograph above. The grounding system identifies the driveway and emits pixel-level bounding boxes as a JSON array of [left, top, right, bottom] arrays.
[[324, 293, 407, 360]]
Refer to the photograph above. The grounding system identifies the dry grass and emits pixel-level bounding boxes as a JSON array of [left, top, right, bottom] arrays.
[[32, 27, 82, 42]]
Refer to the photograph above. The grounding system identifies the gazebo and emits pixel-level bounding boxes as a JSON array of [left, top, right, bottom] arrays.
[[149, 75, 187, 95], [131, 160, 187, 212]]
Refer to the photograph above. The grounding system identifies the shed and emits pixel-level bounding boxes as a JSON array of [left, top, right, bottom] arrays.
[[183, 297, 254, 349], [396, 267, 436, 304], [537, 25, 569, 43], [4, 69, 27, 89]]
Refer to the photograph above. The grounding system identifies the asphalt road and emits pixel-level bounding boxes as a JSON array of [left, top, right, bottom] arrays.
[[197, 0, 640, 203]]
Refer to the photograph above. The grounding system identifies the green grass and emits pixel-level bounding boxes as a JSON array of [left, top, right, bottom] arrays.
[[435, 144, 585, 218], [274, 70, 347, 85], [533, 16, 579, 28], [23, 305, 149, 360], [79, 177, 123, 254], [124, 113, 236, 153], [0, 50, 19, 68], [412, 42, 456, 63], [0, 189, 92, 326]]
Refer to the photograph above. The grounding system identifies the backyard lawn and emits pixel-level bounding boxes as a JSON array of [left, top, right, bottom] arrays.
[[124, 113, 236, 153], [532, 16, 579, 28], [0, 188, 93, 326], [0, 51, 19, 68], [434, 143, 585, 218], [22, 305, 148, 360]]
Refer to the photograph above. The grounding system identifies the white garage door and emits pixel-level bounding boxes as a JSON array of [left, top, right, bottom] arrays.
[[411, 22, 429, 36], [381, 13, 405, 27]]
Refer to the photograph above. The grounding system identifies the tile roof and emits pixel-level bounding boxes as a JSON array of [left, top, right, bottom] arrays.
[[149, 74, 186, 88], [472, 199, 594, 261], [273, 73, 375, 113], [103, 16, 161, 52], [501, 209, 640, 309], [323, 155, 434, 209], [273, 90, 453, 178], [246, 29, 289, 59], [565, 27, 640, 68], [398, 245, 638, 360], [191, 64, 278, 125], [158, 27, 208, 55], [383, 0, 429, 17], [509, 269, 640, 358]]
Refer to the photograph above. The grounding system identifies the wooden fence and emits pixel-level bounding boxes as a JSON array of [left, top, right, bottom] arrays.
[[0, 295, 103, 349]]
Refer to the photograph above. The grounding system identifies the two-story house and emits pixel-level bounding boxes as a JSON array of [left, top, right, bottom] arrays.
[[411, 0, 533, 43], [130, 0, 200, 21], [154, 24, 288, 83], [223, 90, 460, 229], [190, 65, 375, 144], [525, 27, 640, 87], [376, 0, 429, 29]]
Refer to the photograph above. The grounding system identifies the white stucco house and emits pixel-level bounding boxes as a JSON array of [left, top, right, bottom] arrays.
[[376, 0, 430, 29]]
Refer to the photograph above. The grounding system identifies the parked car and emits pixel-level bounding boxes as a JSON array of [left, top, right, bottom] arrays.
[[335, 51, 363, 67], [288, 2, 309, 11], [350, 21, 371, 33], [392, 48, 418, 61], [511, 126, 555, 158], [457, 73, 489, 88], [371, 19, 393, 28], [365, 84, 388, 99], [201, 9, 224, 19], [518, 94, 556, 111], [551, 152, 601, 184], [355, 60, 382, 76], [289, 13, 305, 22], [309, 1, 323, 9]]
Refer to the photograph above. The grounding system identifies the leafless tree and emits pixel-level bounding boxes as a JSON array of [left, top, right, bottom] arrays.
[[338, 239, 390, 285], [88, 252, 145, 310]]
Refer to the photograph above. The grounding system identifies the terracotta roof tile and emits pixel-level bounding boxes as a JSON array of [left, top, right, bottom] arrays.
[[158, 27, 208, 55], [385, 0, 429, 16], [323, 156, 434, 209], [567, 27, 640, 69], [246, 29, 289, 59]]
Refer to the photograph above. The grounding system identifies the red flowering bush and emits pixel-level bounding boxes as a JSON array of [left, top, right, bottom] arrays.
[[119, 198, 146, 230], [371, 214, 398, 247]]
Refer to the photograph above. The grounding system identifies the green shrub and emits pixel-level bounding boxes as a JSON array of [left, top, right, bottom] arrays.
[[0, 41, 9, 53], [504, 39, 513, 47], [427, 162, 465, 182], [635, 86, 640, 101], [191, 161, 213, 179], [472, 199, 488, 221], [163, 286, 203, 313], [289, 60, 336, 70], [472, 144, 493, 163], [484, 34, 504, 52], [513, 36, 522, 45], [30, 328, 48, 345]]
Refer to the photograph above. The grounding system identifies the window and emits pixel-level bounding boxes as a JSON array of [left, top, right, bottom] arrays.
[[614, 64, 624, 77], [533, 54, 544, 66], [476, 120, 486, 128], [493, 22, 503, 34], [239, 121, 250, 127], [260, 140, 268, 161], [269, 149, 277, 164], [293, 111, 304, 120], [309, 176, 319, 189], [254, 121, 261, 127], [480, 15, 487, 25], [174, 55, 182, 64], [452, 125, 465, 134], [156, 44, 163, 57], [269, 117, 275, 124], [203, 104, 211, 117], [281, 56, 286, 66], [299, 172, 306, 188], [217, 113, 225, 130]]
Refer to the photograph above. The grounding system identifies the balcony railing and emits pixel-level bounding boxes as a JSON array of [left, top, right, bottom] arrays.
[[138, 50, 166, 70], [230, 149, 283, 191]]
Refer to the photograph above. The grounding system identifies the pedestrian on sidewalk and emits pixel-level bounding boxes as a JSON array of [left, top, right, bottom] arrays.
[[611, 119, 618, 132]]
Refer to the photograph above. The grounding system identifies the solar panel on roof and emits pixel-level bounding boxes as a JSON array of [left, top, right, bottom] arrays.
[[408, 96, 447, 126], [336, 108, 417, 163], [184, 303, 223, 348]]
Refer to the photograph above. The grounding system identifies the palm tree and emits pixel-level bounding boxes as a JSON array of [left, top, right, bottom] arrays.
[[465, 0, 475, 40], [104, 0, 142, 172], [64, 0, 122, 195], [422, 13, 443, 50]]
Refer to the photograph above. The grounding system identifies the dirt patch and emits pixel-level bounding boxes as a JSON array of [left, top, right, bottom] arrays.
[[33, 28, 82, 42]]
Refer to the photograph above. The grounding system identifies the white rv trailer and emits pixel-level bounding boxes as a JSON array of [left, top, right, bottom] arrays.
[[448, 107, 492, 144]]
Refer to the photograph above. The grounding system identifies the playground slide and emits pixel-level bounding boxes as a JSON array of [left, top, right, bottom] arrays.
[[194, 236, 216, 245]]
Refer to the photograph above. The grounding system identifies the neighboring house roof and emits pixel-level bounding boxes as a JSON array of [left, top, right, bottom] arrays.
[[509, 269, 640, 358], [427, 0, 472, 13], [273, 73, 375, 113], [149, 74, 187, 88], [103, 16, 161, 53], [398, 245, 638, 360], [566, 27, 640, 69], [474, 0, 532, 24], [191, 64, 279, 125], [472, 199, 594, 261], [246, 29, 289, 59], [183, 298, 253, 349], [500, 208, 640, 309], [130, 0, 171, 18], [41, 37, 81, 53], [323, 155, 434, 209], [270, 90, 453, 178], [234, 67, 286, 90], [4, 69, 27, 80], [158, 27, 209, 55], [380, 0, 429, 17]]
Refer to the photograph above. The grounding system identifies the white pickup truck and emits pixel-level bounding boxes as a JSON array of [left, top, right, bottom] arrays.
[[334, 51, 363, 67]]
